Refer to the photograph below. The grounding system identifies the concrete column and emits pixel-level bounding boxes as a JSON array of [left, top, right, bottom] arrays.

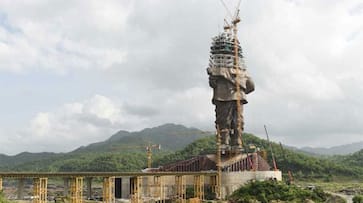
[[121, 177, 130, 199], [17, 178, 25, 200], [86, 177, 92, 200], [0, 177, 3, 191], [63, 177, 70, 196]]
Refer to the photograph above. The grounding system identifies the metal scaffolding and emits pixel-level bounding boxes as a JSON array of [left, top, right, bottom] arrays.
[[216, 128, 222, 199], [130, 176, 142, 203], [193, 175, 204, 201], [153, 176, 165, 202], [103, 177, 115, 203], [33, 178, 47, 203], [70, 177, 83, 203], [175, 175, 186, 203]]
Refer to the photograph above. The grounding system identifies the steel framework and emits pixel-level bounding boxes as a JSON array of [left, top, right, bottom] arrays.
[[153, 176, 165, 202], [103, 177, 115, 203], [175, 175, 186, 203], [33, 178, 47, 203], [70, 177, 83, 203], [130, 176, 142, 203], [193, 175, 204, 200]]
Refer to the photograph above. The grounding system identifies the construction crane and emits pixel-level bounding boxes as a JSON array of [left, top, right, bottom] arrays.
[[214, 0, 243, 199], [145, 143, 161, 168], [111, 143, 161, 168], [220, 0, 244, 149], [264, 125, 278, 171]]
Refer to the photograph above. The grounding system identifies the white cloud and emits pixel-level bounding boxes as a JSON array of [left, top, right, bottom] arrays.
[[0, 1, 128, 73], [1, 0, 363, 154]]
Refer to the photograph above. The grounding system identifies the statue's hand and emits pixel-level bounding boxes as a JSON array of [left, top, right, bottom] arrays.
[[209, 76, 218, 88]]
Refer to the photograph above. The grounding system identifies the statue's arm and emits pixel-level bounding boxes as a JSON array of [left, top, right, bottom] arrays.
[[245, 76, 255, 94]]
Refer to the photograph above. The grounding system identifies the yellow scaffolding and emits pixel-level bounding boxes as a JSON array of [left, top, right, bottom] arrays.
[[70, 177, 83, 203], [175, 175, 186, 203], [193, 175, 204, 201], [33, 178, 48, 203], [216, 128, 222, 199], [103, 177, 115, 203], [153, 176, 165, 202], [210, 175, 217, 194], [130, 176, 142, 203]]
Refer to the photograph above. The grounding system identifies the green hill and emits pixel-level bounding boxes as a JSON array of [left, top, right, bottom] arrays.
[[72, 123, 208, 153], [0, 124, 362, 181], [0, 123, 208, 171]]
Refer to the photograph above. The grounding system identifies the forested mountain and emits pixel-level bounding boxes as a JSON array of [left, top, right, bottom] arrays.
[[0, 124, 362, 181], [73, 123, 208, 153], [299, 141, 363, 155], [0, 123, 208, 171]]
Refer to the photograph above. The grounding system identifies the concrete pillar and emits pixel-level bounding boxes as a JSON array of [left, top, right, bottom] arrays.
[[86, 177, 92, 200], [121, 177, 130, 199], [0, 177, 2, 191], [63, 177, 69, 196], [17, 178, 25, 200]]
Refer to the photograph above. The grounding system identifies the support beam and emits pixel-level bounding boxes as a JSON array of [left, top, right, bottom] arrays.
[[86, 177, 93, 200], [193, 175, 204, 200], [33, 178, 48, 203], [210, 175, 218, 199], [70, 177, 83, 203], [17, 178, 25, 200], [103, 177, 115, 203], [175, 175, 186, 203], [63, 177, 69, 196], [130, 176, 142, 203], [153, 176, 164, 202]]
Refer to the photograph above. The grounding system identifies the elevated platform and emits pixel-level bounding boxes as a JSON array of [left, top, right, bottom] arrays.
[[152, 152, 271, 172]]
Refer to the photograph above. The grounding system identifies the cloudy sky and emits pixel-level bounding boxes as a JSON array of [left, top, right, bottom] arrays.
[[1, 0, 363, 155]]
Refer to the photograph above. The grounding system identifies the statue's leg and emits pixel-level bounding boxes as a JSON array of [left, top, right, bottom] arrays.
[[231, 103, 244, 148], [215, 101, 233, 146]]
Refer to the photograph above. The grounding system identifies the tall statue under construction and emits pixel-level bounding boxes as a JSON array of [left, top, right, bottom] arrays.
[[207, 24, 255, 150]]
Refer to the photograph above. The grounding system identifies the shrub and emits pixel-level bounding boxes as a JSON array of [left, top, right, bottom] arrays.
[[353, 195, 363, 203]]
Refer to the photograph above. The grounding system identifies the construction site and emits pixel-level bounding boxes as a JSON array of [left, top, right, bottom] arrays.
[[0, 1, 282, 203]]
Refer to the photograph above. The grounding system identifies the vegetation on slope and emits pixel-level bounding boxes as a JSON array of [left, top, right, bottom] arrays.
[[0, 124, 362, 181], [0, 124, 207, 171], [228, 180, 343, 203]]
